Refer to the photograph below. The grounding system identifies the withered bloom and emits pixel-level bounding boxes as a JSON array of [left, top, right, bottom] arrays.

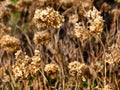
[[33, 30, 51, 45], [74, 23, 89, 40], [74, 6, 104, 40], [68, 61, 81, 76], [33, 7, 64, 29], [12, 50, 42, 80], [0, 35, 21, 53], [85, 6, 104, 36], [44, 63, 59, 79]]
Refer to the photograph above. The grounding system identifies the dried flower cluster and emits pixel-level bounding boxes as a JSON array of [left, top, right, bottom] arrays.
[[12, 50, 41, 80], [85, 7, 104, 35], [74, 6, 104, 40], [44, 63, 59, 79], [105, 44, 120, 65], [68, 61, 91, 78], [74, 23, 89, 40], [68, 61, 81, 76], [33, 7, 64, 29], [33, 30, 51, 45], [0, 35, 21, 53]]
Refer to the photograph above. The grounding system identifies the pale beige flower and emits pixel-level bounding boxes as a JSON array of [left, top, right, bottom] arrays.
[[74, 23, 89, 40], [44, 63, 59, 79], [33, 7, 64, 29], [105, 44, 120, 65], [68, 61, 81, 76], [74, 6, 104, 40], [12, 49, 42, 80], [85, 6, 104, 35], [0, 35, 21, 53]]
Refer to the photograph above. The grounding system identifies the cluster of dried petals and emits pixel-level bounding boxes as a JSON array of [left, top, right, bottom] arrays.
[[105, 44, 120, 65], [12, 50, 31, 80], [68, 61, 81, 76], [44, 63, 59, 79], [78, 63, 91, 79], [33, 7, 64, 29], [12, 50, 42, 80], [29, 50, 41, 75], [74, 23, 89, 40], [0, 35, 21, 53], [85, 6, 104, 35], [33, 30, 51, 45], [74, 6, 104, 40], [68, 61, 91, 78]]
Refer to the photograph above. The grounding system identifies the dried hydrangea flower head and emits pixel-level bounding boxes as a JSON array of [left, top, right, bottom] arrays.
[[12, 50, 31, 80], [12, 49, 42, 80], [78, 63, 91, 79], [33, 7, 64, 29], [74, 23, 89, 40], [33, 30, 51, 45], [85, 6, 104, 36], [29, 50, 41, 75], [44, 63, 59, 79], [74, 6, 104, 40], [0, 35, 21, 53], [105, 44, 120, 65], [68, 61, 81, 76], [68, 61, 91, 79]]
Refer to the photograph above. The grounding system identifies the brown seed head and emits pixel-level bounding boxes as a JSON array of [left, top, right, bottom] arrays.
[[33, 7, 64, 29], [33, 30, 51, 45], [0, 35, 21, 53]]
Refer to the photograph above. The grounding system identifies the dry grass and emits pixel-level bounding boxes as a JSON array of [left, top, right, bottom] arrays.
[[0, 0, 120, 90]]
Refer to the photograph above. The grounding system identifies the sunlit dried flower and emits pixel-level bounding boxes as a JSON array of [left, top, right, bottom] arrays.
[[12, 50, 31, 80], [44, 63, 59, 79], [12, 50, 42, 80], [85, 6, 104, 35], [33, 7, 64, 29], [68, 61, 91, 79], [0, 35, 21, 53], [74, 23, 89, 40], [33, 30, 51, 45], [74, 6, 104, 40], [29, 50, 41, 75], [78, 63, 91, 79], [105, 44, 120, 65], [68, 61, 81, 76]]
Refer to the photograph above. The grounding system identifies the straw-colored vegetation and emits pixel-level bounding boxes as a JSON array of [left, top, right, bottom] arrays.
[[0, 0, 120, 90]]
